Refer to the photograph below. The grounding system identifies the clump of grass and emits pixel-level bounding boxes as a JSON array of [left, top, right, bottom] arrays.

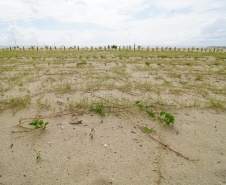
[[143, 126, 154, 133], [206, 97, 225, 111], [77, 62, 86, 66], [3, 90, 31, 114], [195, 75, 202, 81], [65, 84, 71, 90], [18, 81, 23, 86], [89, 102, 105, 116], [185, 63, 191, 66], [158, 55, 167, 58]]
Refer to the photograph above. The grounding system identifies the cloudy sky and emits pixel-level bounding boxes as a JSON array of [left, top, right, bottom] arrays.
[[0, 0, 225, 47]]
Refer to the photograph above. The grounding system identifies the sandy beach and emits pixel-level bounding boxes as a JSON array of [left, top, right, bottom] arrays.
[[0, 48, 225, 184]]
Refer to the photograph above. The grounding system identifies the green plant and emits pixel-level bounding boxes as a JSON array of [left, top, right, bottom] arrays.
[[138, 104, 143, 108], [136, 101, 143, 109], [5, 90, 31, 114], [143, 126, 154, 133], [89, 102, 105, 116], [146, 110, 155, 117], [18, 81, 23, 86], [145, 62, 150, 66], [28, 119, 49, 130], [66, 84, 71, 90], [195, 75, 202, 81], [185, 63, 191, 66], [159, 55, 167, 58], [36, 151, 41, 160], [77, 62, 86, 65], [158, 112, 175, 125], [89, 132, 94, 138]]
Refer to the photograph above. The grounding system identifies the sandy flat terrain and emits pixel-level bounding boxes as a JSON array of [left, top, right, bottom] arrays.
[[0, 48, 225, 184]]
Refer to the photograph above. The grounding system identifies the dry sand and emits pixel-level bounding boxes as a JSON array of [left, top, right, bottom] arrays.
[[0, 49, 225, 184]]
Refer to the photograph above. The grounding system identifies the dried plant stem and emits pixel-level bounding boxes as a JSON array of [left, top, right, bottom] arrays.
[[138, 125, 198, 161], [157, 132, 162, 184]]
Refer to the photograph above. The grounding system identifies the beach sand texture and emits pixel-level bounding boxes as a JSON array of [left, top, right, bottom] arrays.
[[0, 49, 225, 184]]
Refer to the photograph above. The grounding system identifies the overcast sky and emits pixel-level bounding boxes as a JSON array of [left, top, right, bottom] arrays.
[[0, 0, 225, 47]]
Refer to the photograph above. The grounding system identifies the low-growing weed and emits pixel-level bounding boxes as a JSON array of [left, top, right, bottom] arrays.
[[65, 84, 71, 90], [77, 62, 86, 66], [36, 151, 41, 160], [18, 81, 23, 86], [89, 132, 94, 138], [143, 126, 154, 133], [158, 55, 167, 58], [89, 102, 105, 116], [185, 63, 191, 66], [5, 90, 31, 114], [28, 119, 49, 130], [158, 112, 175, 125], [136, 101, 155, 117], [146, 110, 155, 117], [195, 75, 202, 81]]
